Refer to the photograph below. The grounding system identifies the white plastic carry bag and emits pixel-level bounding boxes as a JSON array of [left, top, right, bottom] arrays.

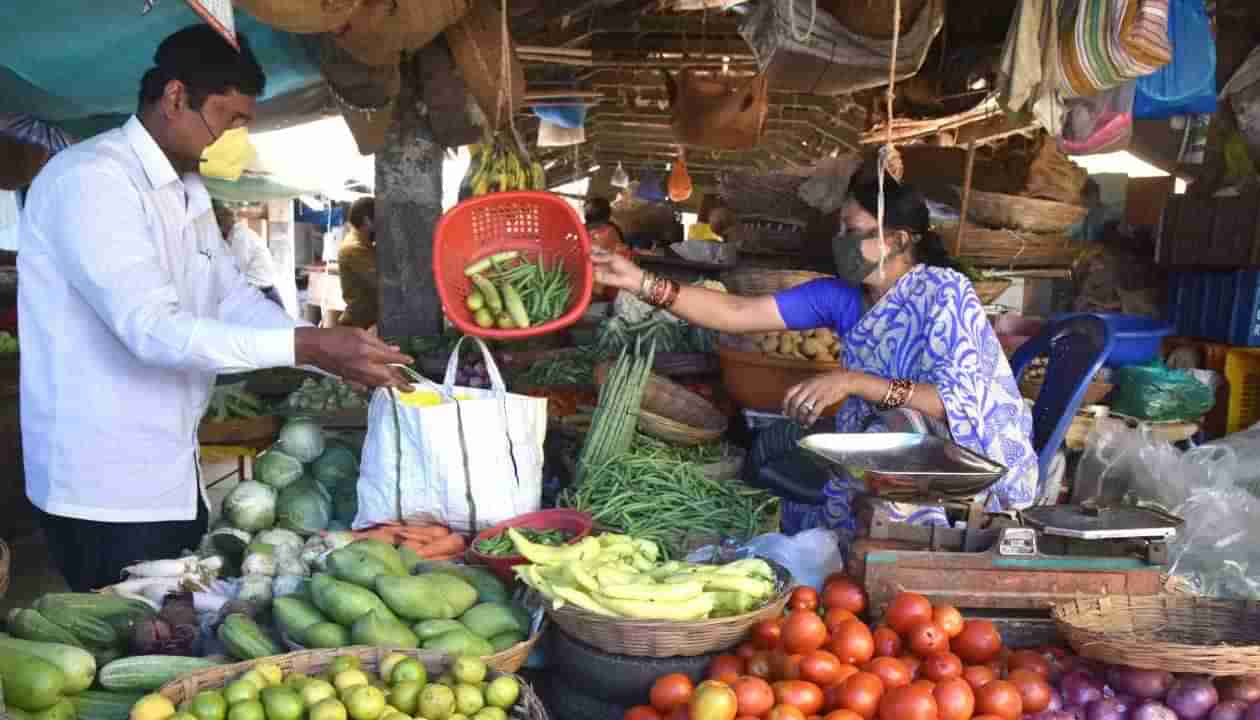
[[354, 336, 547, 533]]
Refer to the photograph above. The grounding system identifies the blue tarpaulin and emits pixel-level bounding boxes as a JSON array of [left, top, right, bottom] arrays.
[[0, 3, 321, 138]]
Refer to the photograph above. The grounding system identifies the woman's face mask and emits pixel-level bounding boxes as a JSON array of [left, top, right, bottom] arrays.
[[831, 228, 880, 285]]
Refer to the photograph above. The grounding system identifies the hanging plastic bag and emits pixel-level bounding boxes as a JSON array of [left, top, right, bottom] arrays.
[[1058, 82, 1136, 156], [611, 162, 630, 189], [668, 154, 693, 203], [1134, 0, 1216, 119]]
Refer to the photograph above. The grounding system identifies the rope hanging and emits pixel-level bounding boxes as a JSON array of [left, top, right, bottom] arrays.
[[876, 0, 904, 281]]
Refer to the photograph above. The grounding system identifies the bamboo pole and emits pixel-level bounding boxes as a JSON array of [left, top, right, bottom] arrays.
[[954, 142, 977, 257]]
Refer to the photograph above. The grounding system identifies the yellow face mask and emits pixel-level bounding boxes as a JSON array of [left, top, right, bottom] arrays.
[[200, 127, 255, 182]]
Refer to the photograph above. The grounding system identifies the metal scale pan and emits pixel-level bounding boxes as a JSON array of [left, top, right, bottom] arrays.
[[797, 433, 1007, 504]]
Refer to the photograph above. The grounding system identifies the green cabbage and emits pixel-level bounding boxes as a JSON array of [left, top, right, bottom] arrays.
[[224, 481, 277, 532], [277, 418, 325, 463], [255, 449, 304, 490], [311, 445, 359, 491], [277, 479, 332, 535]]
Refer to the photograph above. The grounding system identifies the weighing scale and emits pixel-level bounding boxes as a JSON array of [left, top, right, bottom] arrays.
[[797, 434, 1182, 647]]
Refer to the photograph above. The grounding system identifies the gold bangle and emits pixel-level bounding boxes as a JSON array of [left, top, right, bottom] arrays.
[[879, 378, 914, 410]]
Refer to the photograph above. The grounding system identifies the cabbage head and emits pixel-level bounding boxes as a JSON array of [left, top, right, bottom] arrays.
[[311, 445, 359, 491], [276, 479, 332, 535], [224, 481, 277, 532], [277, 418, 325, 463], [255, 449, 304, 490]]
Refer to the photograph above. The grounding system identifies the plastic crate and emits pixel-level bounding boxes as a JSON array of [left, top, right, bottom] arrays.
[[1225, 348, 1260, 434], [1168, 270, 1260, 347]]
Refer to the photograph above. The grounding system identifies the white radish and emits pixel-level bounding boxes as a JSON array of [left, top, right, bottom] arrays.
[[193, 591, 230, 614], [121, 557, 200, 578]]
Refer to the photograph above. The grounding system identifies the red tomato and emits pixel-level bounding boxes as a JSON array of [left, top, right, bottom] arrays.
[[864, 658, 911, 690], [952, 621, 1003, 665], [773, 653, 804, 682], [884, 594, 933, 636], [754, 620, 784, 650], [872, 626, 903, 659], [774, 681, 826, 717], [835, 672, 885, 720], [962, 666, 997, 692], [626, 707, 664, 720], [934, 678, 976, 720], [824, 712, 867, 720], [933, 606, 965, 639], [800, 651, 845, 687], [828, 620, 875, 666], [652, 674, 696, 713], [735, 642, 758, 660], [821, 577, 867, 615], [1005, 651, 1050, 679], [767, 706, 808, 720], [747, 652, 775, 680], [909, 680, 936, 694], [906, 622, 950, 657], [783, 611, 830, 655], [666, 707, 690, 720], [691, 680, 739, 720], [974, 680, 1022, 720], [921, 652, 964, 682], [1006, 669, 1051, 714], [825, 608, 860, 635], [877, 685, 938, 720], [709, 655, 747, 684], [897, 656, 922, 682], [790, 587, 821, 612], [732, 676, 776, 718]]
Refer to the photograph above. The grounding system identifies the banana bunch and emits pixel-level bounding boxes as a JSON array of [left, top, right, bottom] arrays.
[[462, 137, 546, 199]]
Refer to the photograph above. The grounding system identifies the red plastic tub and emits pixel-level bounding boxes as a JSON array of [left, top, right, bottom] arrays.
[[467, 509, 595, 582], [433, 191, 594, 340]]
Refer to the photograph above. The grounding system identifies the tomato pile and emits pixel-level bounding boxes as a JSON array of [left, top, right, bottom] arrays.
[[623, 575, 1053, 720]]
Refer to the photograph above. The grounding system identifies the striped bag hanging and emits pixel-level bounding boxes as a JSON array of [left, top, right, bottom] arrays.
[[1058, 0, 1172, 97]]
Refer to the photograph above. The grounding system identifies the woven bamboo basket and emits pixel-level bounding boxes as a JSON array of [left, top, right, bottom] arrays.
[[973, 279, 1013, 305], [159, 648, 547, 719], [594, 365, 728, 446], [0, 538, 9, 600], [953, 187, 1089, 234], [722, 268, 829, 296], [1054, 595, 1260, 675], [546, 561, 795, 657], [282, 627, 543, 673]]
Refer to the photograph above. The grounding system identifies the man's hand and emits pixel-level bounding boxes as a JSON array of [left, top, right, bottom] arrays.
[[295, 327, 414, 390], [591, 247, 645, 293]]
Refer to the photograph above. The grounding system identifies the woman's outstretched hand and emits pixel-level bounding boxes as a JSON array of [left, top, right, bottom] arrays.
[[783, 369, 853, 426], [591, 247, 645, 293]]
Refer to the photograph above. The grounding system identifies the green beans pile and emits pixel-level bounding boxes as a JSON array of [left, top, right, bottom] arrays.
[[633, 434, 729, 464], [474, 527, 574, 556], [577, 341, 656, 478], [488, 255, 573, 325], [561, 452, 779, 560], [515, 347, 599, 387]]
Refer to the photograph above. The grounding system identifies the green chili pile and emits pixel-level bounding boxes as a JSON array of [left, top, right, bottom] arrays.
[[474, 527, 574, 556]]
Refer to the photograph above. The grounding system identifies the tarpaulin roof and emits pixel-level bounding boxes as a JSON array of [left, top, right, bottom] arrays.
[[0, 2, 321, 138]]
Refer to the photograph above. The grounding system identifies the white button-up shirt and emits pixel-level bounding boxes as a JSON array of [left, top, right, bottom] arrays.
[[226, 221, 277, 291], [19, 116, 298, 522]]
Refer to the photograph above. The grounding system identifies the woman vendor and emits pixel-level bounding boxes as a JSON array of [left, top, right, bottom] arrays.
[[592, 178, 1036, 540]]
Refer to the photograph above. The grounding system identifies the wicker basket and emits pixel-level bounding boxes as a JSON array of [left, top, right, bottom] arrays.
[[594, 365, 728, 446], [159, 648, 547, 719], [0, 538, 9, 600], [953, 187, 1088, 234], [1054, 595, 1260, 676], [282, 628, 544, 674], [973, 279, 1013, 305], [722, 268, 829, 296], [546, 561, 794, 657]]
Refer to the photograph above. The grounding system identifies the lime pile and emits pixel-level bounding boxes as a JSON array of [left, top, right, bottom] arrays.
[[130, 655, 521, 720]]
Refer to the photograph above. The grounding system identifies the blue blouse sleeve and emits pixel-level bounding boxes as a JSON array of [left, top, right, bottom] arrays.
[[773, 278, 863, 334]]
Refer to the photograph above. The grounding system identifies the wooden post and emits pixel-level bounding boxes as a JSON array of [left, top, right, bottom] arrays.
[[954, 142, 977, 257], [376, 56, 445, 338]]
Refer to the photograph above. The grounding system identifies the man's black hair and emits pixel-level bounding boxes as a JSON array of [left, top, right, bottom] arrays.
[[586, 197, 613, 225], [348, 197, 376, 230], [138, 25, 266, 112]]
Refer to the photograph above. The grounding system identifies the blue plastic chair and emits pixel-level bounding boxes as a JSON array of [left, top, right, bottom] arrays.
[[1009, 314, 1116, 484]]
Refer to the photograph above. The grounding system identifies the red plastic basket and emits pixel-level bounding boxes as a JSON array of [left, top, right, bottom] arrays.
[[433, 192, 594, 340], [466, 509, 595, 582]]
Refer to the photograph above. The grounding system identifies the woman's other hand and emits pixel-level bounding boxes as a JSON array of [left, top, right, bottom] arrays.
[[783, 369, 852, 426], [591, 247, 644, 293]]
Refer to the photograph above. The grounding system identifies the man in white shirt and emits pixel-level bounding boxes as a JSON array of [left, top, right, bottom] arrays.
[[17, 25, 412, 591], [213, 201, 278, 293]]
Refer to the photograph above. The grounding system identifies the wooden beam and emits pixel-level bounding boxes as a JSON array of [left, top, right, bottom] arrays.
[[585, 13, 742, 35]]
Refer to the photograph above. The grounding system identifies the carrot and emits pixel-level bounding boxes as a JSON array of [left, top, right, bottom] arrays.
[[396, 525, 451, 542], [416, 533, 467, 559]]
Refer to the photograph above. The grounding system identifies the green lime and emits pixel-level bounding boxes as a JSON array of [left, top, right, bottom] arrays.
[[378, 653, 409, 684], [330, 656, 362, 675], [171, 713, 199, 720], [309, 699, 348, 720], [224, 680, 260, 706], [472, 707, 507, 720], [334, 670, 370, 693], [388, 681, 422, 716], [418, 684, 456, 720], [227, 699, 264, 720], [451, 658, 487, 686], [344, 685, 387, 720], [453, 685, 484, 717], [261, 687, 305, 720], [239, 670, 269, 691], [390, 659, 426, 686], [255, 663, 284, 688], [190, 691, 228, 720], [301, 679, 338, 709], [484, 677, 519, 710]]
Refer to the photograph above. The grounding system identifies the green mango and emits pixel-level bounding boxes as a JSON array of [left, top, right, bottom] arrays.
[[420, 629, 493, 658], [303, 622, 350, 648], [417, 563, 509, 605], [459, 604, 524, 640], [413, 619, 467, 642], [489, 632, 525, 653], [375, 574, 478, 621], [309, 573, 398, 626], [327, 547, 392, 588], [347, 539, 407, 576], [273, 596, 326, 644], [350, 610, 419, 649]]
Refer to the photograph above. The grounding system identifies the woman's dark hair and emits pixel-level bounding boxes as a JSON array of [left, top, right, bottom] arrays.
[[851, 178, 960, 272], [348, 197, 375, 230], [138, 25, 266, 111], [585, 197, 612, 225]]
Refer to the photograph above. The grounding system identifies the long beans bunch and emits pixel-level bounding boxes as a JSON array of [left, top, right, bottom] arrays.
[[562, 452, 779, 560], [577, 340, 656, 478], [487, 255, 573, 325]]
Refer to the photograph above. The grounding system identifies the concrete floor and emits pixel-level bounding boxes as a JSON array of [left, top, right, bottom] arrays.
[[1, 459, 242, 613]]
